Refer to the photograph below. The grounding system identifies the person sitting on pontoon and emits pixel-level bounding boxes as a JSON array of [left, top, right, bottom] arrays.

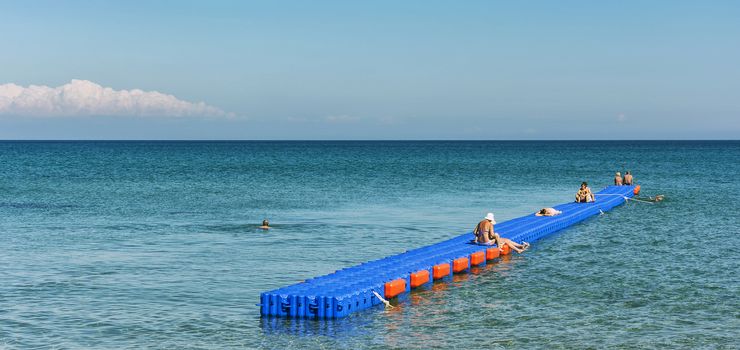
[[536, 207, 562, 216], [473, 213, 496, 244], [614, 172, 623, 186], [474, 213, 529, 253], [575, 182, 595, 203], [497, 236, 529, 253]]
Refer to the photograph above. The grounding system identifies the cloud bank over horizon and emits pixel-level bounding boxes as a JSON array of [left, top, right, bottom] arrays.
[[0, 80, 232, 118]]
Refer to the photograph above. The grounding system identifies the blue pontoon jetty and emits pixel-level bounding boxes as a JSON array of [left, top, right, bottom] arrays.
[[260, 185, 637, 319]]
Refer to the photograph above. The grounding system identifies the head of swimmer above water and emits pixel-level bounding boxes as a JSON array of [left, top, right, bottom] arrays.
[[262, 219, 269, 227]]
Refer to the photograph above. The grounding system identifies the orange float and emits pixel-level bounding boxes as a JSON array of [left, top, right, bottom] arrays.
[[433, 263, 450, 280], [486, 247, 500, 260], [470, 251, 485, 266], [500, 245, 511, 255], [410, 270, 430, 288], [453, 257, 469, 272], [384, 278, 406, 299]]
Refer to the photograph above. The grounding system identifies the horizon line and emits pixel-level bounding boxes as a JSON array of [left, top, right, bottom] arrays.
[[0, 139, 738, 142]]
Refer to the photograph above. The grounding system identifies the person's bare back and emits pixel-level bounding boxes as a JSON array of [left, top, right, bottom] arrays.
[[536, 208, 562, 216], [474, 219, 493, 243], [474, 213, 497, 244], [624, 172, 633, 185]]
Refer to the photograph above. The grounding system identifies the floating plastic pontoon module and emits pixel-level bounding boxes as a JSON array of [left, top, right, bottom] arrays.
[[260, 185, 637, 319]]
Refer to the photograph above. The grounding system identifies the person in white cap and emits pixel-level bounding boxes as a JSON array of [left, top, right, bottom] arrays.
[[473, 213, 497, 244], [614, 172, 623, 186], [474, 212, 530, 253]]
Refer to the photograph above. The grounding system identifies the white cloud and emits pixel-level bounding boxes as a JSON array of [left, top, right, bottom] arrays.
[[0, 79, 232, 118], [617, 113, 626, 122]]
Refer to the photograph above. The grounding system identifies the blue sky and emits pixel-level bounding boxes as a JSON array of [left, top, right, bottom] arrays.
[[0, 0, 738, 139]]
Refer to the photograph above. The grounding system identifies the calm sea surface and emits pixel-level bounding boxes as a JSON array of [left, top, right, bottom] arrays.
[[1, 141, 738, 349]]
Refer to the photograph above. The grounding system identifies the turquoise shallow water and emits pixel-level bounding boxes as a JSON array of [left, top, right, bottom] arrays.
[[1, 141, 738, 349]]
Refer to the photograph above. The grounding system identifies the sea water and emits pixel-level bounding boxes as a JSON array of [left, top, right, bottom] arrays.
[[1, 141, 738, 349]]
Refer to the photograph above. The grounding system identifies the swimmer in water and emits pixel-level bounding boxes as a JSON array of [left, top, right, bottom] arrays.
[[259, 219, 270, 230], [638, 194, 665, 202]]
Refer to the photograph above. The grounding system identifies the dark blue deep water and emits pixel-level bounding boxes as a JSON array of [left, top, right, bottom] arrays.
[[1, 141, 738, 349]]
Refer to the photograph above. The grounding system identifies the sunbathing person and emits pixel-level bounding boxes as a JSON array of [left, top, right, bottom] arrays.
[[575, 182, 595, 203], [536, 207, 562, 216]]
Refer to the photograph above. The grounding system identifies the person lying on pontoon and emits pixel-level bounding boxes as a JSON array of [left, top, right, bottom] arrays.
[[614, 172, 623, 186], [536, 207, 562, 216], [575, 182, 595, 203], [473, 213, 529, 253]]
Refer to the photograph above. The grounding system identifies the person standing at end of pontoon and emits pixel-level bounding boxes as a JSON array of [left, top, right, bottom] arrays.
[[614, 172, 623, 186], [624, 171, 633, 185], [575, 182, 595, 203]]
